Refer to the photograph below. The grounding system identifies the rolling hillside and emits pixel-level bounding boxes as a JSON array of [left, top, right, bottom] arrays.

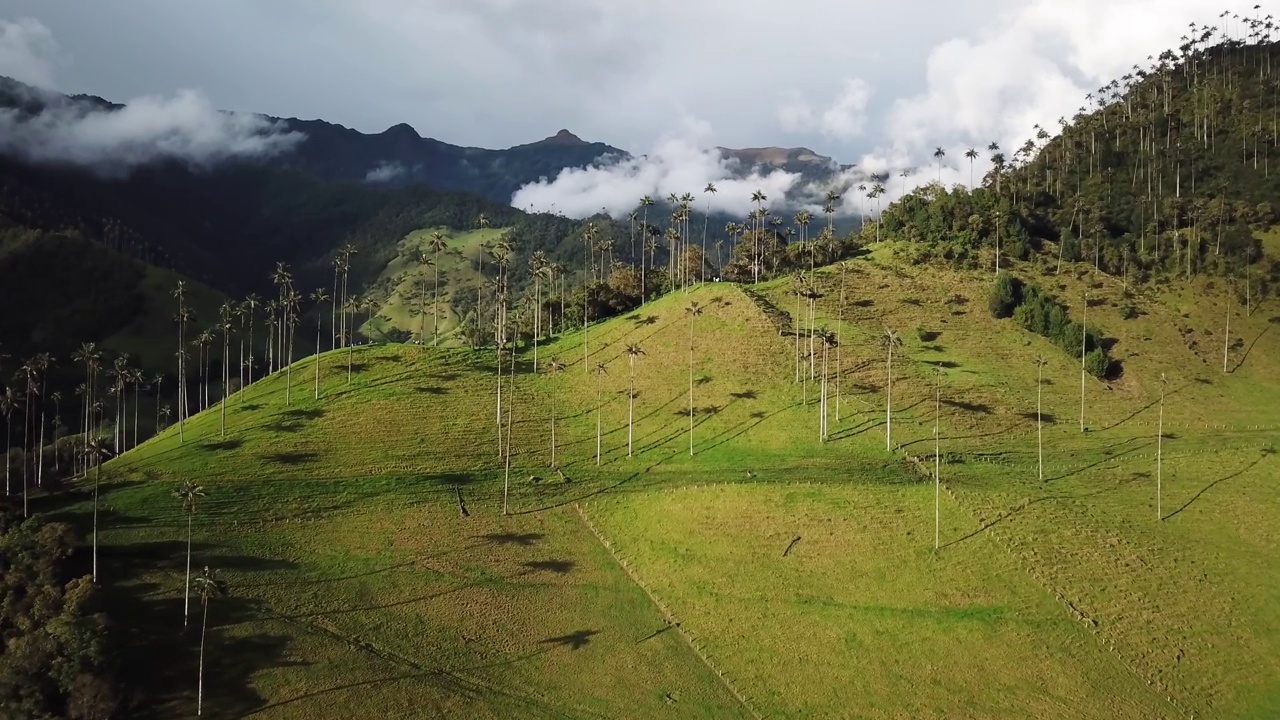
[[62, 237, 1280, 718]]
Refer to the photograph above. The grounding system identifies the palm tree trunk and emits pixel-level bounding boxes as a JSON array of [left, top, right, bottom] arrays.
[[197, 598, 208, 716], [886, 345, 893, 452], [315, 320, 322, 400], [92, 460, 100, 582], [550, 386, 557, 466], [184, 512, 193, 626]]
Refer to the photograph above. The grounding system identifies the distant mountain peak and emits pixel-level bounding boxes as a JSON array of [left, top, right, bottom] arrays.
[[542, 129, 585, 145], [381, 122, 420, 138]]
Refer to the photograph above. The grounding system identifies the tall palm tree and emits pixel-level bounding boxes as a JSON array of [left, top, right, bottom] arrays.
[[73, 342, 101, 455], [933, 366, 944, 550], [173, 479, 206, 627], [242, 294, 260, 384], [1, 387, 18, 497], [429, 230, 449, 345], [933, 146, 947, 183], [686, 301, 704, 455], [964, 147, 979, 187], [311, 289, 330, 399], [83, 436, 112, 582], [701, 183, 717, 276], [751, 190, 767, 283], [881, 329, 903, 452], [193, 566, 225, 717], [624, 343, 645, 457], [1036, 355, 1048, 481], [546, 358, 566, 466], [1156, 372, 1166, 520], [594, 361, 608, 466], [172, 282, 189, 429], [1080, 293, 1088, 432], [530, 251, 548, 371]]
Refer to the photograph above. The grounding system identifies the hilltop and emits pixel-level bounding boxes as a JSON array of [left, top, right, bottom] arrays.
[[62, 235, 1280, 717]]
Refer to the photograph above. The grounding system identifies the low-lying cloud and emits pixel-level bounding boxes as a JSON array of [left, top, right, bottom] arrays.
[[364, 160, 407, 183], [0, 17, 62, 88], [510, 0, 1257, 220], [511, 133, 816, 221], [0, 18, 303, 175]]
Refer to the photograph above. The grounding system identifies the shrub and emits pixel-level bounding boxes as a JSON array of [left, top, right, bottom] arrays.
[[1084, 348, 1109, 378], [989, 271, 1023, 318]]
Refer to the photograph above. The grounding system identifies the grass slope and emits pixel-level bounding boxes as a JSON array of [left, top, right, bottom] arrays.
[[362, 226, 510, 345], [61, 245, 1280, 718]]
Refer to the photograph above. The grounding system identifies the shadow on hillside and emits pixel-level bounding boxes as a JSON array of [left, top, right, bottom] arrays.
[[1163, 449, 1270, 520], [941, 399, 992, 414], [478, 532, 544, 547], [412, 385, 448, 395], [264, 452, 318, 466], [540, 629, 598, 650], [940, 474, 1148, 550], [1043, 436, 1153, 482], [521, 559, 575, 575], [1099, 381, 1190, 431], [114, 588, 296, 720], [203, 439, 243, 452], [238, 560, 419, 589], [921, 359, 960, 369], [1018, 411, 1057, 424], [1232, 323, 1272, 372]]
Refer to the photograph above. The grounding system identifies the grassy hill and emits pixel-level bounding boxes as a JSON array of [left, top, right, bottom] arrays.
[[360, 226, 512, 345], [52, 237, 1280, 718]]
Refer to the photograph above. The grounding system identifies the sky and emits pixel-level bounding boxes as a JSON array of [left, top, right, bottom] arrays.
[[0, 0, 1269, 216]]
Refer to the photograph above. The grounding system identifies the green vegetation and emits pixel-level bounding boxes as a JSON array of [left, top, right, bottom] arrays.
[[7, 20, 1280, 720]]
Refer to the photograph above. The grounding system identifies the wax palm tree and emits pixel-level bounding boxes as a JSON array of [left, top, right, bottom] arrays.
[[594, 362, 608, 466], [1157, 372, 1167, 520], [193, 566, 225, 716], [545, 358, 566, 465], [172, 282, 189, 426], [1, 387, 18, 497], [624, 343, 645, 457], [751, 190, 767, 283], [428, 230, 449, 345], [701, 183, 717, 275], [83, 436, 112, 582], [1079, 293, 1088, 432], [933, 146, 947, 183], [530, 251, 549, 370], [933, 366, 944, 550], [1035, 355, 1048, 481], [311, 288, 330, 399], [686, 302, 703, 455], [173, 479, 206, 627], [881, 329, 903, 452], [964, 147, 979, 187], [242, 294, 260, 384]]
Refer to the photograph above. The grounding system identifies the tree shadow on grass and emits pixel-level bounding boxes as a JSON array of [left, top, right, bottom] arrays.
[[203, 439, 243, 452], [1099, 381, 1190, 431], [540, 629, 598, 650], [264, 452, 318, 466], [1233, 323, 1272, 372], [412, 386, 448, 395], [1163, 450, 1270, 520], [478, 532, 544, 547], [941, 399, 992, 414], [105, 577, 298, 719]]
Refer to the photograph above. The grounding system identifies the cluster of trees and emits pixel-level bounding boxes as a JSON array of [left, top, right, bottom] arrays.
[[867, 24, 1280, 294], [990, 272, 1112, 379], [0, 511, 118, 720]]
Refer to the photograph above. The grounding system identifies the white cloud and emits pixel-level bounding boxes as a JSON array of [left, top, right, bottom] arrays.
[[0, 89, 304, 174], [880, 0, 1262, 183], [777, 78, 872, 141], [511, 126, 807, 220], [364, 160, 406, 182], [820, 79, 872, 140], [0, 17, 63, 88]]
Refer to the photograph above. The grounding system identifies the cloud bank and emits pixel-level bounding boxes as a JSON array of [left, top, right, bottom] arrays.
[[0, 18, 303, 174], [364, 160, 406, 183], [510, 0, 1260, 219], [0, 17, 63, 88]]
